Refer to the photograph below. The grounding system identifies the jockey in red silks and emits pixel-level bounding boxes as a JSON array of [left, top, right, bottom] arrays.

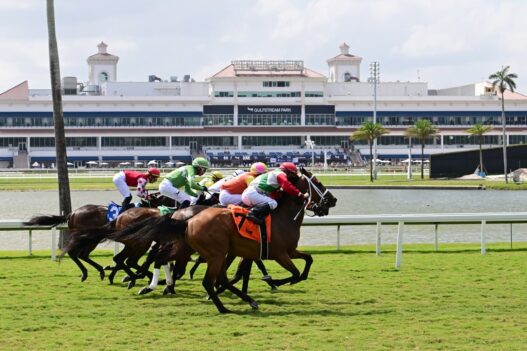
[[113, 167, 161, 210], [241, 162, 308, 224]]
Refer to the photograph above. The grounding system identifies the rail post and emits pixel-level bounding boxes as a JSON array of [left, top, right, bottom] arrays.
[[395, 221, 404, 268], [480, 220, 486, 255], [336, 225, 341, 251], [375, 222, 381, 256], [434, 223, 439, 251], [28, 229, 32, 256], [51, 227, 57, 261]]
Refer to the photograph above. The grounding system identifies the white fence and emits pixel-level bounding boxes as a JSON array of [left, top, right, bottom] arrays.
[[2, 212, 527, 268]]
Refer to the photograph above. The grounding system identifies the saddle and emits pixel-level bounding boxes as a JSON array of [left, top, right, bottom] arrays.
[[228, 205, 272, 259]]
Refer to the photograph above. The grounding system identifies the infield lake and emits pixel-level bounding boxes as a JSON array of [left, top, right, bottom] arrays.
[[1, 189, 526, 250]]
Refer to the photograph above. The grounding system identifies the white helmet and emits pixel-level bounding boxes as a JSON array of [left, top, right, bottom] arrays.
[[232, 169, 245, 177]]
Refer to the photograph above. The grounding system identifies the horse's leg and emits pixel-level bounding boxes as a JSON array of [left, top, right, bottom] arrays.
[[162, 264, 175, 295], [218, 269, 259, 311], [202, 256, 231, 314], [225, 254, 243, 285], [78, 254, 105, 281], [189, 255, 205, 280], [68, 252, 89, 282], [255, 260, 278, 290], [138, 262, 163, 295], [108, 247, 131, 284], [290, 249, 313, 281], [267, 253, 301, 287], [241, 260, 253, 294]]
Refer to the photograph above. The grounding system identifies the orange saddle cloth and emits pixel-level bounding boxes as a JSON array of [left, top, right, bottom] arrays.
[[228, 205, 271, 243]]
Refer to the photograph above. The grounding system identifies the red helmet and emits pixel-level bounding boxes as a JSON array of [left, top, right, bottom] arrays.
[[279, 162, 298, 174], [147, 167, 161, 177]]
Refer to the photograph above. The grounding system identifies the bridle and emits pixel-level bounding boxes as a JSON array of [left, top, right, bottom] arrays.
[[294, 173, 333, 220]]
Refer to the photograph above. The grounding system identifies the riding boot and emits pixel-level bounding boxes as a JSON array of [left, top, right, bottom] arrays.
[[121, 195, 133, 211], [247, 203, 271, 225], [179, 200, 191, 209]]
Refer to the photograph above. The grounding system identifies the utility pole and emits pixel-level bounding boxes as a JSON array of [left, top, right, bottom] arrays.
[[369, 61, 380, 179]]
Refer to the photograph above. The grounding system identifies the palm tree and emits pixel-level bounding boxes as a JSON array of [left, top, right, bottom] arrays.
[[489, 66, 518, 183], [466, 123, 493, 176], [47, 0, 72, 247], [350, 122, 389, 182], [405, 119, 438, 179]]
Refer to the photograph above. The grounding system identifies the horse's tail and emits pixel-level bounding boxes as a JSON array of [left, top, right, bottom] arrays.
[[107, 215, 187, 249], [59, 220, 117, 260], [24, 214, 68, 227]]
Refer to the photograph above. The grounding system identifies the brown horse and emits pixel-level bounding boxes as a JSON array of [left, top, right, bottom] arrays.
[[24, 193, 175, 281], [130, 167, 336, 312]]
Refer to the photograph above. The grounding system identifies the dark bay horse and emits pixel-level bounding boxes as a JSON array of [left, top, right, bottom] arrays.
[[24, 193, 175, 281], [132, 168, 336, 313]]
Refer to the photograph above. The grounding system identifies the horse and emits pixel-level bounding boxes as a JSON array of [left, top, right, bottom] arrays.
[[24, 193, 175, 281], [123, 167, 337, 312]]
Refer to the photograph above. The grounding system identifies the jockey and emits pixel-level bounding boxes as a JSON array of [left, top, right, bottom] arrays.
[[199, 170, 224, 200], [204, 169, 246, 197], [158, 157, 209, 208], [199, 171, 224, 189], [220, 162, 268, 206], [242, 162, 308, 224], [113, 167, 161, 210]]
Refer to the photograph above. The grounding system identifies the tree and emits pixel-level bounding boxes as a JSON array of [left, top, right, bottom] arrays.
[[405, 119, 438, 179], [47, 0, 72, 247], [350, 122, 389, 182], [489, 66, 518, 183], [465, 123, 493, 176]]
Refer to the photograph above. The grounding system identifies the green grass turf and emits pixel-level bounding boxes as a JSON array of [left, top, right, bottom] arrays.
[[1, 244, 526, 350], [0, 174, 526, 190]]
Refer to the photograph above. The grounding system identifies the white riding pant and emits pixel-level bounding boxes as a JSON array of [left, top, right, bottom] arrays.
[[241, 186, 278, 210], [219, 190, 242, 206], [159, 178, 197, 205], [113, 172, 131, 198]]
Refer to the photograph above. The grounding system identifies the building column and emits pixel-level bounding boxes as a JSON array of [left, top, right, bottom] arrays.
[[233, 105, 238, 126], [301, 104, 306, 126], [237, 135, 242, 151], [440, 135, 444, 151]]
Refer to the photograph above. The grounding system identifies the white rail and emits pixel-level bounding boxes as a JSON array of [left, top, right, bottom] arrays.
[[2, 212, 527, 268]]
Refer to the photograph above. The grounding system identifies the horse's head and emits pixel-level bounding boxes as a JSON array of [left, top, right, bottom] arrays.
[[297, 167, 337, 217], [141, 192, 176, 208]]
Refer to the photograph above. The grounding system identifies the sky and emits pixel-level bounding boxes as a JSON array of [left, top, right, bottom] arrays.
[[1, 0, 526, 93]]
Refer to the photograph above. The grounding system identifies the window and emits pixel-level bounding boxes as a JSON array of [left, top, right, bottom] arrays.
[[99, 72, 109, 82]]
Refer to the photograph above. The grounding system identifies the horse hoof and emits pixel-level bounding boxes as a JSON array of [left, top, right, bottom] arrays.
[[127, 280, 136, 290], [271, 285, 278, 291], [163, 285, 175, 295], [99, 271, 105, 281], [189, 272, 195, 280], [122, 276, 131, 283], [219, 308, 232, 314], [158, 279, 166, 286], [261, 275, 272, 282], [81, 274, 88, 282], [103, 265, 113, 271], [138, 287, 153, 295], [250, 301, 259, 310]]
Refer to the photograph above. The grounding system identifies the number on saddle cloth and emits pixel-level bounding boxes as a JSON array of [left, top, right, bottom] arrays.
[[107, 202, 122, 222]]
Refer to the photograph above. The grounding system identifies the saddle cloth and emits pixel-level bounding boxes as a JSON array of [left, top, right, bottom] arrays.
[[228, 205, 271, 243]]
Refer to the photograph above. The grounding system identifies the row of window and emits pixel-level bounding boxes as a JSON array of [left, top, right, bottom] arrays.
[[237, 91, 302, 98], [335, 115, 527, 126], [4, 114, 527, 128], [263, 81, 290, 87], [238, 114, 301, 126], [3, 134, 527, 149]]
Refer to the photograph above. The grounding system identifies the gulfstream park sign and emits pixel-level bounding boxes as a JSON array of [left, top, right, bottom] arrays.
[[240, 105, 300, 114]]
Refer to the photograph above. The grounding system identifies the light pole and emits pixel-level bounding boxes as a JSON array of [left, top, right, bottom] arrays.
[[369, 61, 380, 179], [305, 140, 315, 169]]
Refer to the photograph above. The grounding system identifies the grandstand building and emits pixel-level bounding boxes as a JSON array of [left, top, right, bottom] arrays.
[[1, 41, 526, 169]]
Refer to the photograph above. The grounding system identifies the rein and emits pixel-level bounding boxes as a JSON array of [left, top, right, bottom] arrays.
[[293, 173, 330, 220]]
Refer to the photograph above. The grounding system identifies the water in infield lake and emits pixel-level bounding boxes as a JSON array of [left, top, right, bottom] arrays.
[[1, 189, 526, 250]]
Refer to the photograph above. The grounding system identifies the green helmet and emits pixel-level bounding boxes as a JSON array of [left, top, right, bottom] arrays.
[[192, 157, 209, 169]]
